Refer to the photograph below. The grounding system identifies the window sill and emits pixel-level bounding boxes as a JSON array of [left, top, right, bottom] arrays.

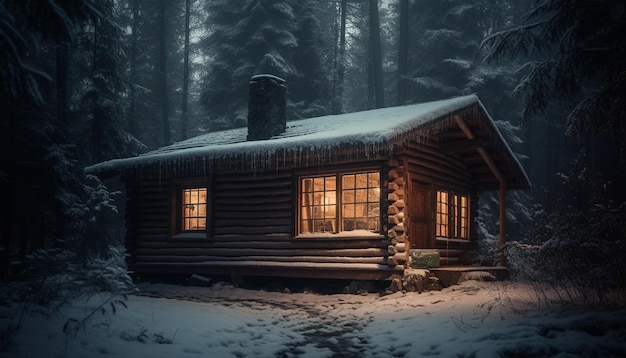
[[172, 232, 208, 240], [296, 230, 384, 240]]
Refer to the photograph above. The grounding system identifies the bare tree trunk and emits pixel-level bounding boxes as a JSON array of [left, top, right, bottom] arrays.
[[92, 23, 103, 162], [128, 0, 139, 137], [181, 0, 191, 140], [332, 0, 347, 114], [158, 0, 170, 145], [369, 0, 385, 108], [397, 0, 409, 105]]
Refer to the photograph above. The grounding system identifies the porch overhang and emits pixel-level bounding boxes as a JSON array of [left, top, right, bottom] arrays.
[[442, 115, 530, 266]]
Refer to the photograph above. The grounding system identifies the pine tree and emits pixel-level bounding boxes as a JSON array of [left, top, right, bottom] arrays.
[[119, 0, 188, 148], [402, 1, 485, 102], [0, 0, 110, 269], [74, 0, 141, 165], [200, 0, 299, 130], [481, 0, 626, 139], [289, 1, 334, 119]]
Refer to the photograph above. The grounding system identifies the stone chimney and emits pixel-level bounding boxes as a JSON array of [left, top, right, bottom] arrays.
[[247, 74, 287, 141]]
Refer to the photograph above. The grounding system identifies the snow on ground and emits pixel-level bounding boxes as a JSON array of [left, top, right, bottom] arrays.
[[1, 280, 625, 358]]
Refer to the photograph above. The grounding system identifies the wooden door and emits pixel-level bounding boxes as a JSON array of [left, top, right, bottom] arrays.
[[408, 180, 432, 249]]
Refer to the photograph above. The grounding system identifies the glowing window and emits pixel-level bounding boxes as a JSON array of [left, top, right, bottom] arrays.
[[181, 187, 207, 231], [436, 190, 469, 239], [299, 171, 380, 234]]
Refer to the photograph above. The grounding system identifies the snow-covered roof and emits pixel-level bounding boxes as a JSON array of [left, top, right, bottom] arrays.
[[86, 95, 478, 173], [84, 94, 529, 189]]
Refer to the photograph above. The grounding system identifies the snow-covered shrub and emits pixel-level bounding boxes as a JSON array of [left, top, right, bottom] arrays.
[[67, 174, 123, 260], [0, 172, 131, 351], [474, 190, 533, 265], [505, 154, 626, 307], [0, 245, 134, 353], [2, 245, 134, 307], [0, 175, 131, 306]]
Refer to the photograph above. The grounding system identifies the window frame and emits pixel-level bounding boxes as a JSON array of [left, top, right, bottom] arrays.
[[297, 169, 382, 236], [435, 188, 470, 240], [170, 178, 211, 239]]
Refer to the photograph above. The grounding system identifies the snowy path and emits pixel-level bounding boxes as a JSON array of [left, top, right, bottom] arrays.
[[2, 280, 625, 357], [138, 285, 375, 357]]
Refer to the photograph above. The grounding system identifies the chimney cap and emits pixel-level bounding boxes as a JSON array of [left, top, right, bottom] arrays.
[[250, 73, 285, 85]]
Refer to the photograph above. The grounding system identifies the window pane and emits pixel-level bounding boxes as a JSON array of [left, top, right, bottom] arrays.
[[313, 177, 325, 191], [368, 172, 380, 185], [325, 176, 336, 190], [355, 189, 367, 202], [367, 218, 379, 231], [342, 204, 355, 217], [368, 204, 380, 217], [368, 188, 379, 202], [301, 193, 311, 207], [355, 173, 368, 188], [436, 190, 449, 237], [342, 190, 355, 202], [325, 191, 336, 205], [343, 175, 355, 189], [355, 204, 367, 217], [302, 179, 313, 192], [325, 191, 336, 218]]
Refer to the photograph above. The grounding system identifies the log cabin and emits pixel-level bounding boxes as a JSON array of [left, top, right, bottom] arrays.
[[85, 74, 529, 284]]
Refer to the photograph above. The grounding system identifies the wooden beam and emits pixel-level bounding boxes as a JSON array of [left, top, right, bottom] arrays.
[[476, 147, 505, 184], [454, 115, 475, 140]]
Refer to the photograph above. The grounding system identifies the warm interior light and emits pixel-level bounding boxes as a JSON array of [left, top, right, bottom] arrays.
[[436, 190, 469, 239], [300, 172, 380, 234], [182, 187, 207, 231]]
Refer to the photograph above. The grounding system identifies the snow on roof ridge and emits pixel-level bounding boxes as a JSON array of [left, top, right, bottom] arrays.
[[85, 94, 479, 174]]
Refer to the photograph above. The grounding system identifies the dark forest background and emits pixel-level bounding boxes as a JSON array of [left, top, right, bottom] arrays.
[[1, 0, 624, 289]]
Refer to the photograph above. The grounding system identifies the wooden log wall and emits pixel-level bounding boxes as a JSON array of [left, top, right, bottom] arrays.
[[124, 170, 397, 280], [212, 173, 293, 236], [397, 140, 477, 266]]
